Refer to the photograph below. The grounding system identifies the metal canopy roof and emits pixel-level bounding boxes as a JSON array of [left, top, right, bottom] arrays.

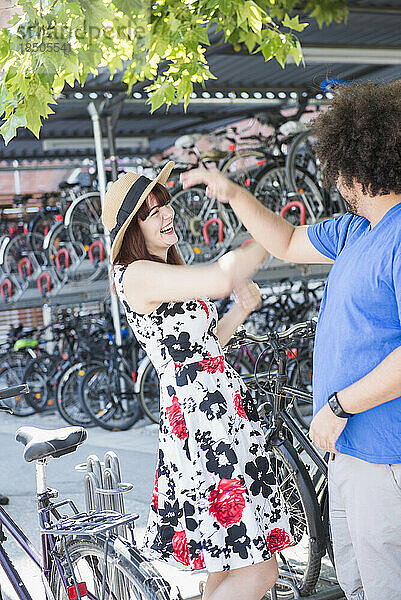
[[0, 0, 400, 163]]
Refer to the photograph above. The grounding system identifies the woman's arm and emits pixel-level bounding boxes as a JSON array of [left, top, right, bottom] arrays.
[[216, 281, 262, 347], [122, 242, 267, 314]]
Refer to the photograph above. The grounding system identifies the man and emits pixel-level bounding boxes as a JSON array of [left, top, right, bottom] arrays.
[[180, 81, 401, 600]]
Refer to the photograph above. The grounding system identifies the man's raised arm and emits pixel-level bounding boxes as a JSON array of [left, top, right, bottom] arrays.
[[180, 168, 332, 265]]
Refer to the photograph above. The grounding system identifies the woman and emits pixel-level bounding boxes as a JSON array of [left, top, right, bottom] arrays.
[[102, 162, 294, 600]]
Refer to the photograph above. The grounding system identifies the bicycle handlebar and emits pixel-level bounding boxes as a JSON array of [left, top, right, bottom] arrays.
[[227, 318, 317, 348]]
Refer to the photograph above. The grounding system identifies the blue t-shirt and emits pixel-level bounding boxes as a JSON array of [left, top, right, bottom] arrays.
[[307, 204, 401, 463]]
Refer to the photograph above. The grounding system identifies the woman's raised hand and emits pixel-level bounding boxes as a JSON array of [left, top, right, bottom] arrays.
[[180, 167, 234, 204], [233, 280, 262, 315]]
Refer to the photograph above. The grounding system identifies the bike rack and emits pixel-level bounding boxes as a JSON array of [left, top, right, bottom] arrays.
[[280, 201, 307, 226], [76, 452, 134, 542], [0, 274, 23, 303], [36, 267, 65, 298], [202, 217, 224, 245], [17, 257, 32, 280], [88, 240, 105, 265]]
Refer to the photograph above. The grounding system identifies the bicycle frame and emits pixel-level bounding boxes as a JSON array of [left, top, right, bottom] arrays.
[[264, 340, 328, 478], [0, 460, 72, 600]]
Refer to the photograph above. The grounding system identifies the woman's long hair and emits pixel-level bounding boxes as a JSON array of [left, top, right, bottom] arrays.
[[113, 182, 183, 269]]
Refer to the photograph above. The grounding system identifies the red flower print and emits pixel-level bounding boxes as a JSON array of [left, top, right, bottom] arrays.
[[266, 528, 294, 553], [172, 530, 190, 566], [209, 478, 246, 527], [197, 299, 209, 318], [193, 552, 206, 570], [151, 470, 158, 510], [233, 390, 248, 419], [199, 353, 225, 374], [166, 396, 188, 439]]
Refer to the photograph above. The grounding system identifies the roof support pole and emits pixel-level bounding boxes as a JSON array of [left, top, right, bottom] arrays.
[[88, 101, 122, 347], [106, 115, 118, 183]]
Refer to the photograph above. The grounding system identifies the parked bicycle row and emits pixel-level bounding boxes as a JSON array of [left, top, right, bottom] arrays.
[[0, 102, 343, 304], [0, 278, 323, 431]]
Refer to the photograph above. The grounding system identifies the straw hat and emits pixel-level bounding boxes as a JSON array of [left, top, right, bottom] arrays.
[[102, 160, 175, 262]]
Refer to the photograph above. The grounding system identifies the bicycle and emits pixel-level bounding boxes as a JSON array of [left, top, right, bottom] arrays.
[[227, 320, 337, 597], [0, 384, 181, 600]]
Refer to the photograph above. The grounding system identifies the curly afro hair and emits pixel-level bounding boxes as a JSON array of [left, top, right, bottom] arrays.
[[312, 80, 401, 196]]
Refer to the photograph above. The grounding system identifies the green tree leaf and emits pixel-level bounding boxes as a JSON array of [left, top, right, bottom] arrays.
[[0, 0, 347, 143]]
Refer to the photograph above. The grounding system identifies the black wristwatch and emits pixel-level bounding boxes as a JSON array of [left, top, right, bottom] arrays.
[[327, 392, 354, 419]]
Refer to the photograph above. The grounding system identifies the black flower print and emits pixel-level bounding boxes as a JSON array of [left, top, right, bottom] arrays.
[[157, 302, 185, 318], [175, 362, 203, 386], [199, 390, 227, 420], [158, 500, 183, 527], [245, 456, 276, 498], [161, 332, 202, 362], [205, 442, 238, 478], [183, 501, 198, 532], [225, 522, 251, 559]]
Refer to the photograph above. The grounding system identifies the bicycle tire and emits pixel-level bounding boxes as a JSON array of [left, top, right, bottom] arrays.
[[0, 365, 34, 416], [23, 355, 61, 412], [268, 439, 326, 597], [285, 130, 314, 193], [56, 361, 98, 427], [1, 232, 45, 275], [79, 365, 141, 431], [50, 535, 182, 600], [253, 161, 324, 224], [289, 356, 313, 430], [171, 186, 240, 264], [43, 222, 69, 280], [139, 359, 160, 424]]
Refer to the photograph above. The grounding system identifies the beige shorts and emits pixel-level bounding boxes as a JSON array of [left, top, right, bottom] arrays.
[[328, 453, 401, 600]]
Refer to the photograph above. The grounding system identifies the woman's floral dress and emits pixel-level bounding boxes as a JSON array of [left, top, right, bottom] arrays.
[[114, 266, 295, 572]]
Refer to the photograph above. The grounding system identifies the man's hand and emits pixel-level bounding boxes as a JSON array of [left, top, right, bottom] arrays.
[[309, 403, 348, 454], [233, 280, 262, 316], [180, 167, 234, 204]]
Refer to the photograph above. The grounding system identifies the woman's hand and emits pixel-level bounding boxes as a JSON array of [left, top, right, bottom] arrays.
[[232, 280, 262, 316], [180, 167, 235, 204]]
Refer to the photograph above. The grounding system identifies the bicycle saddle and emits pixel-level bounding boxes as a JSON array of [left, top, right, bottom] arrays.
[[15, 426, 87, 462], [175, 133, 203, 149], [199, 150, 228, 160]]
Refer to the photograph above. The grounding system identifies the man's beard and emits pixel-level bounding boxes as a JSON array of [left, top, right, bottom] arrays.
[[342, 190, 359, 215], [344, 198, 358, 215]]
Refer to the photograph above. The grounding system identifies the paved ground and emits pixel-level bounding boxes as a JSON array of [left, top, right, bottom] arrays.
[[0, 410, 343, 600]]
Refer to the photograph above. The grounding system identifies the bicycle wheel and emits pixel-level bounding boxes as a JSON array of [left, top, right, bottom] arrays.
[[79, 365, 141, 431], [65, 192, 102, 245], [289, 356, 313, 430], [0, 365, 34, 416], [224, 352, 253, 375], [171, 186, 240, 264], [65, 192, 107, 281], [221, 149, 267, 189], [139, 359, 160, 424], [285, 131, 345, 218], [1, 232, 45, 274], [22, 356, 58, 412], [254, 162, 324, 224], [56, 362, 97, 427], [268, 439, 325, 597], [51, 535, 181, 600]]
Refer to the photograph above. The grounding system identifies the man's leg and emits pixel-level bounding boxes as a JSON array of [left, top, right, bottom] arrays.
[[330, 453, 401, 600], [328, 456, 365, 600]]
